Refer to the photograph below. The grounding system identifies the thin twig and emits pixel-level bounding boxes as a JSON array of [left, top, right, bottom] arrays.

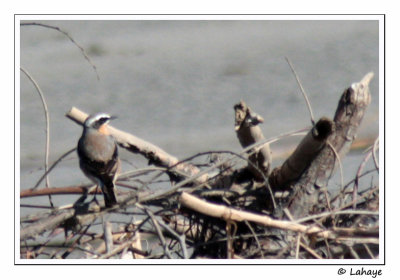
[[295, 234, 301, 259], [348, 246, 360, 259], [244, 220, 264, 258], [226, 221, 237, 259], [324, 238, 333, 259], [295, 209, 378, 224], [118, 167, 168, 181], [284, 208, 322, 259], [21, 184, 95, 198], [285, 57, 315, 124], [21, 22, 100, 80], [300, 242, 323, 259], [183, 150, 277, 209], [142, 207, 173, 259], [339, 168, 377, 194], [139, 204, 189, 259], [97, 236, 144, 259], [20, 67, 53, 207], [33, 148, 76, 189], [330, 186, 379, 220], [363, 244, 375, 259], [372, 137, 379, 171], [353, 150, 373, 209], [20, 204, 54, 209]]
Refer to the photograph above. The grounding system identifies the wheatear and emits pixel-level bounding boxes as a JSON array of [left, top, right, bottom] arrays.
[[77, 113, 120, 207]]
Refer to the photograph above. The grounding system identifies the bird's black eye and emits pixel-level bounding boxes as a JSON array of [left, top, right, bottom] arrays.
[[90, 117, 110, 128], [98, 117, 109, 125]]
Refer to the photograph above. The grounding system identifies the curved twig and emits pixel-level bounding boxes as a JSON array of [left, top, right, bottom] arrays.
[[21, 67, 54, 207], [33, 147, 76, 190], [353, 149, 373, 209], [21, 67, 50, 188], [372, 137, 379, 171], [139, 204, 189, 259], [21, 22, 100, 80], [141, 206, 173, 259], [244, 220, 264, 258]]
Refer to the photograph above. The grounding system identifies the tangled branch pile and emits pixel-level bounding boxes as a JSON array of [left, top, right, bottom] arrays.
[[20, 73, 378, 260]]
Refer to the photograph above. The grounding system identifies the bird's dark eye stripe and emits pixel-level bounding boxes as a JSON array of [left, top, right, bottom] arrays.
[[98, 117, 109, 124]]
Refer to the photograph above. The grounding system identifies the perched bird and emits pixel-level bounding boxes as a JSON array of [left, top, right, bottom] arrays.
[[77, 113, 120, 207]]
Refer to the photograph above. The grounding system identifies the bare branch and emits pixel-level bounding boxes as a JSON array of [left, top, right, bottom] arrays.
[[372, 137, 379, 170], [20, 67, 53, 207], [142, 206, 173, 259], [21, 22, 100, 80], [179, 192, 336, 239], [33, 148, 76, 190], [353, 148, 374, 209]]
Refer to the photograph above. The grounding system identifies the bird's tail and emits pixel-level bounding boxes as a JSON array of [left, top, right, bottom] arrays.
[[102, 180, 117, 208]]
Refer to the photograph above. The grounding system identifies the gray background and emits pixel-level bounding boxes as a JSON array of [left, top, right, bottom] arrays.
[[20, 20, 379, 202]]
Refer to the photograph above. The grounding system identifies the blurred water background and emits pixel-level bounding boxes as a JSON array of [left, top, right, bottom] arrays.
[[19, 20, 379, 208]]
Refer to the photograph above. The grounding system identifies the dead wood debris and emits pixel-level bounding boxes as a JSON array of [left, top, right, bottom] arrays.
[[20, 73, 378, 260]]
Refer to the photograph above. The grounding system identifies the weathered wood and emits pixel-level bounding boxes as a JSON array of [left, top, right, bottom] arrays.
[[269, 117, 334, 189], [21, 185, 94, 197], [179, 192, 336, 239], [20, 209, 75, 240], [234, 101, 272, 179], [287, 72, 374, 218], [315, 72, 373, 187], [66, 107, 208, 183]]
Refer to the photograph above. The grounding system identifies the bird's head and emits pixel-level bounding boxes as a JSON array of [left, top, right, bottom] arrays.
[[84, 112, 117, 135]]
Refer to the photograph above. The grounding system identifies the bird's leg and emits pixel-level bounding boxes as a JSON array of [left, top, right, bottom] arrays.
[[90, 185, 100, 206]]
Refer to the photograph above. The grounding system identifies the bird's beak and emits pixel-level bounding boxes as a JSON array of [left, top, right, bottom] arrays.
[[109, 115, 118, 120]]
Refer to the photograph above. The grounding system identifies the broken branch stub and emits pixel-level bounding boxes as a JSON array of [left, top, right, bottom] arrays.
[[234, 101, 272, 179], [269, 117, 334, 189], [313, 72, 374, 188], [286, 73, 374, 218]]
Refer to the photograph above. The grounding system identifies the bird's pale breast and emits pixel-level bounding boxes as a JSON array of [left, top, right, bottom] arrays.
[[80, 130, 116, 162]]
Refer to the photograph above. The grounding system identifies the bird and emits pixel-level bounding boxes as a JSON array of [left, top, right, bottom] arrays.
[[77, 112, 120, 208]]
